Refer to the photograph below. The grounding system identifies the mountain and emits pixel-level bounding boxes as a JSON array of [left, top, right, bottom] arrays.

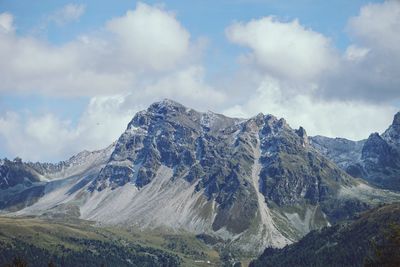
[[250, 203, 400, 267], [1, 99, 399, 255], [0, 158, 45, 211], [310, 112, 400, 191], [0, 145, 114, 212]]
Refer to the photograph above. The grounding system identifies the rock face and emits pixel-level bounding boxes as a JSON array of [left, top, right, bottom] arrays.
[[1, 100, 399, 254], [0, 158, 45, 211], [310, 112, 400, 191], [310, 136, 364, 170], [383, 112, 400, 147], [0, 158, 42, 190]]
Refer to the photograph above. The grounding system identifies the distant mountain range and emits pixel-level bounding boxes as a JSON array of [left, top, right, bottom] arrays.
[[311, 112, 400, 191], [1, 99, 399, 256]]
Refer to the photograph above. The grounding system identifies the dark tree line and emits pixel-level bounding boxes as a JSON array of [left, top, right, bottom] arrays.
[[0, 238, 181, 267]]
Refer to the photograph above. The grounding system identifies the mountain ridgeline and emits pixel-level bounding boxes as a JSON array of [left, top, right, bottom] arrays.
[[311, 112, 400, 191], [0, 99, 399, 257]]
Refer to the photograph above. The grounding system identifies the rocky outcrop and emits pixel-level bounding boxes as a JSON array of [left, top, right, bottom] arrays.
[[311, 112, 400, 191]]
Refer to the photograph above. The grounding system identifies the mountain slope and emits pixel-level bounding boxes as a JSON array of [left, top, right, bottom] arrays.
[[0, 216, 213, 267], [2, 100, 399, 255], [310, 112, 400, 191], [250, 203, 400, 267], [0, 145, 114, 212], [0, 158, 45, 211]]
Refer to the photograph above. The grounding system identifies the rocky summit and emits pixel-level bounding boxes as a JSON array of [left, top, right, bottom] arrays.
[[1, 100, 399, 255]]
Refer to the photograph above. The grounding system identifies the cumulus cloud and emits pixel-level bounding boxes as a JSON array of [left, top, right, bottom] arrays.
[[347, 0, 400, 53], [1, 1, 400, 161], [0, 112, 77, 161], [106, 3, 190, 70], [0, 2, 227, 161], [224, 76, 397, 140], [48, 3, 86, 26], [224, 1, 400, 139], [320, 0, 400, 102], [127, 66, 226, 110], [344, 45, 369, 61], [225, 0, 400, 104], [0, 13, 14, 33], [0, 2, 206, 97], [226, 16, 337, 81], [0, 95, 136, 162]]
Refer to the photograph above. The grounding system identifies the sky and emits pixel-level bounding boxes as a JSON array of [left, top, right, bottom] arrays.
[[0, 0, 400, 162]]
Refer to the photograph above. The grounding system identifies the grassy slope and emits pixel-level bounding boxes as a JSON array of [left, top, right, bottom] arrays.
[[0, 216, 221, 267]]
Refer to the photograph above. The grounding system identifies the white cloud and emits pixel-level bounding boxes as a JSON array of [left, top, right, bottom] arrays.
[[226, 16, 337, 81], [225, 1, 400, 104], [76, 95, 138, 152], [224, 76, 397, 140], [1, 1, 400, 161], [0, 1, 226, 161], [0, 13, 14, 33], [318, 0, 400, 103], [347, 0, 400, 53], [106, 3, 190, 70], [344, 45, 369, 61], [0, 2, 206, 97], [0, 74, 227, 162], [0, 112, 77, 161], [224, 2, 400, 140], [130, 66, 226, 110], [48, 3, 86, 26], [0, 95, 136, 162]]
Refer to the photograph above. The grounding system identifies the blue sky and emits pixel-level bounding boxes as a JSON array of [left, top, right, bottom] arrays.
[[3, 0, 382, 69], [0, 0, 399, 161]]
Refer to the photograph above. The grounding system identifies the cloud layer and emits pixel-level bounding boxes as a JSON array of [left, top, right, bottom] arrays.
[[224, 0, 400, 139], [0, 95, 134, 161], [321, 0, 400, 102], [0, 3, 225, 161], [226, 16, 337, 81], [0, 3, 213, 98], [106, 3, 190, 71], [0, 1, 400, 161]]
